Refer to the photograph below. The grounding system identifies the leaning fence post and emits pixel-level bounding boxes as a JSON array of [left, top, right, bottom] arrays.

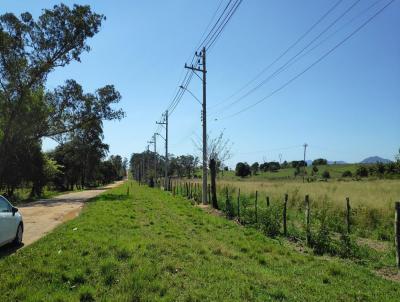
[[346, 197, 351, 234], [237, 188, 241, 222], [255, 191, 258, 223], [395, 201, 400, 270], [305, 195, 311, 246], [266, 196, 270, 207], [283, 194, 288, 236]]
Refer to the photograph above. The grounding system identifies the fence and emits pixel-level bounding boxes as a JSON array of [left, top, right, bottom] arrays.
[[166, 180, 399, 269]]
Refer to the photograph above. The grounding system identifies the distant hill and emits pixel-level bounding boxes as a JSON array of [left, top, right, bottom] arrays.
[[360, 156, 392, 164]]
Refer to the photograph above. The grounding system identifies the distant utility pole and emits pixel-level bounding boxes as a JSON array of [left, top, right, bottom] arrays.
[[156, 110, 168, 190], [303, 143, 308, 183], [147, 138, 156, 179], [185, 47, 207, 204], [153, 133, 157, 179]]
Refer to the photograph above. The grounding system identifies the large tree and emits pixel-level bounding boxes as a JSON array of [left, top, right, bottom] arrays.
[[0, 4, 124, 193]]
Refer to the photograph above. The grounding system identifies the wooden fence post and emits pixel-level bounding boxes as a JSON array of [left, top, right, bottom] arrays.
[[225, 187, 229, 218], [208, 184, 211, 205], [266, 196, 270, 207], [346, 197, 351, 234], [237, 189, 241, 223], [255, 191, 258, 223], [283, 194, 288, 236], [395, 201, 400, 269], [305, 195, 311, 246]]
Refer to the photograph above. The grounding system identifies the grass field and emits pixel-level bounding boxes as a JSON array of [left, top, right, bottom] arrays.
[[216, 164, 362, 181], [0, 181, 399, 301], [187, 168, 400, 241], [9, 186, 85, 205]]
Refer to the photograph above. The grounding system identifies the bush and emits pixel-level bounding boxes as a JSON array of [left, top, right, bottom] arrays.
[[342, 170, 352, 177], [356, 166, 369, 177], [312, 158, 327, 165], [235, 162, 251, 177], [322, 171, 330, 179], [312, 212, 332, 255], [260, 206, 281, 237]]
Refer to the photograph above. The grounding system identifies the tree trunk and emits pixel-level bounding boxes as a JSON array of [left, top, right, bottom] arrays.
[[210, 158, 218, 209]]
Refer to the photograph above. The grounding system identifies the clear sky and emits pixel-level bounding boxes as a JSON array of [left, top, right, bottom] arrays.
[[2, 0, 399, 166]]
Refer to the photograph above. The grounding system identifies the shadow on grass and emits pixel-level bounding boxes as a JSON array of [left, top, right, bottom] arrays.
[[0, 242, 24, 259]]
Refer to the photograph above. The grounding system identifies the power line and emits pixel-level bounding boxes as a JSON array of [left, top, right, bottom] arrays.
[[195, 0, 226, 51], [205, 0, 243, 51], [211, 0, 361, 117], [208, 0, 343, 110], [217, 0, 395, 120], [168, 0, 243, 117], [197, 0, 234, 50]]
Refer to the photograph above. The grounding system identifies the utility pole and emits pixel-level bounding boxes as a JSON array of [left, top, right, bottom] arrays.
[[185, 47, 207, 204], [303, 143, 308, 183], [156, 110, 168, 190], [153, 133, 157, 180], [147, 138, 155, 180]]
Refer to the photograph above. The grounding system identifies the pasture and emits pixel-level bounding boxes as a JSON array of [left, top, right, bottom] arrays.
[[1, 181, 399, 301], [182, 168, 400, 243]]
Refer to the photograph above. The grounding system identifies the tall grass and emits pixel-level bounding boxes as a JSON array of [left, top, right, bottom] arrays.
[[175, 179, 400, 242]]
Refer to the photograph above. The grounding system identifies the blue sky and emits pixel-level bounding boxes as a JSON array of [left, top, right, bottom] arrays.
[[2, 0, 399, 166]]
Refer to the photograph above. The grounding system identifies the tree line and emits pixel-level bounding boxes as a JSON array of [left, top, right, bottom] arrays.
[[0, 4, 125, 199], [130, 152, 199, 183]]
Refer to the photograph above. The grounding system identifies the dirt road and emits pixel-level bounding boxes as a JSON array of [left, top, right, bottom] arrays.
[[18, 181, 125, 246]]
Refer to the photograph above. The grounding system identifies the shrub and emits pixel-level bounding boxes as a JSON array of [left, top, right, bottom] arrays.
[[322, 171, 330, 179], [342, 170, 352, 177], [336, 233, 362, 259], [356, 166, 369, 177], [235, 162, 251, 177], [312, 158, 327, 165], [312, 215, 332, 255], [260, 205, 281, 237]]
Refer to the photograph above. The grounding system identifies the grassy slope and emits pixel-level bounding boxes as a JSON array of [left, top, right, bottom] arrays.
[[0, 182, 398, 301]]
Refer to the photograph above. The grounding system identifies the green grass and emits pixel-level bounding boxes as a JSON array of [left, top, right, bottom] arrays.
[[9, 186, 84, 205], [185, 175, 400, 241], [0, 182, 399, 301], [210, 163, 398, 181]]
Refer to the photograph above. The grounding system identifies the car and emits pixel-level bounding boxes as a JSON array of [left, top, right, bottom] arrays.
[[0, 195, 23, 247]]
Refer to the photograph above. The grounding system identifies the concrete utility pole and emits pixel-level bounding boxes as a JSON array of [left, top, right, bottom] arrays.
[[303, 143, 308, 183], [147, 137, 156, 180], [153, 133, 157, 179], [185, 47, 207, 204], [156, 110, 168, 190]]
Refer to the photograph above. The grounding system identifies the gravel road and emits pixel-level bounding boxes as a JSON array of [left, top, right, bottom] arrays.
[[18, 181, 125, 246]]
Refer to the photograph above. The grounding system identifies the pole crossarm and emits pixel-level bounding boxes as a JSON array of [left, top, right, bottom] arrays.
[[184, 63, 205, 74]]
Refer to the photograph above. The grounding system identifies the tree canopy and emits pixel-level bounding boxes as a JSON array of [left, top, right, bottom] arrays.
[[0, 4, 124, 196]]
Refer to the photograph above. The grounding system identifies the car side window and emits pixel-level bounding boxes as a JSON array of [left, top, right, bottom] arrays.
[[0, 196, 11, 213]]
